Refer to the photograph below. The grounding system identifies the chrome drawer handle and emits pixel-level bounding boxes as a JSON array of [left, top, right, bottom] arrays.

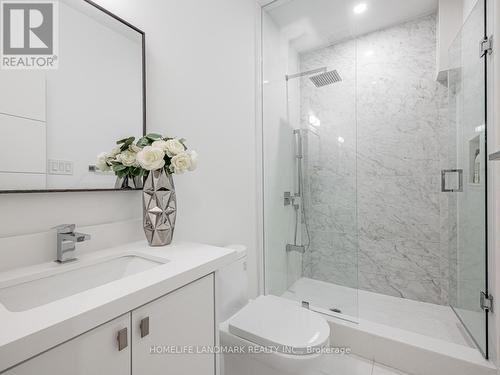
[[117, 328, 128, 351], [140, 317, 150, 338]]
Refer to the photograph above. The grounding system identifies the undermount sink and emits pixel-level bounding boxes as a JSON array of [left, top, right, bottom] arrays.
[[0, 255, 166, 312]]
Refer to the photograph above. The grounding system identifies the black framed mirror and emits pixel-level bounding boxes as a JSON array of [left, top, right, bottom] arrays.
[[0, 0, 145, 193]]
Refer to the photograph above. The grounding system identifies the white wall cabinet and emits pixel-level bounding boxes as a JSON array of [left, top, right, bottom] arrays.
[[3, 274, 215, 375]]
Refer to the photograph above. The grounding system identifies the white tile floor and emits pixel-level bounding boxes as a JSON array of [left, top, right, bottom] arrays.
[[283, 277, 475, 347], [319, 353, 410, 375]]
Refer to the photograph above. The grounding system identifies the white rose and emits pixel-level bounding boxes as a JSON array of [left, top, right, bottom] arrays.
[[129, 144, 142, 153], [96, 152, 111, 171], [188, 150, 198, 171], [151, 140, 169, 152], [109, 146, 121, 157], [152, 139, 185, 157], [136, 146, 166, 171], [165, 139, 185, 157], [115, 150, 137, 167], [170, 151, 193, 174]]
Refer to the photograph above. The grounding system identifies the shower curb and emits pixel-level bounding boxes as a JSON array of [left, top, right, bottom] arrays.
[[327, 316, 498, 375]]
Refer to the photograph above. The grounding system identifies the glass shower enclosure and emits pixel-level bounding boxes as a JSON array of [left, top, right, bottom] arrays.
[[447, 0, 489, 357], [261, 0, 489, 358], [261, 3, 359, 320]]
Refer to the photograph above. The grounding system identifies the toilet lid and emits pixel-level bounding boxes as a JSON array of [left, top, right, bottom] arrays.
[[228, 295, 330, 355]]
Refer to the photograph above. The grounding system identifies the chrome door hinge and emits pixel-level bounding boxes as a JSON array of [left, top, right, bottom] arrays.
[[480, 35, 493, 57], [286, 244, 305, 254], [480, 291, 493, 312]]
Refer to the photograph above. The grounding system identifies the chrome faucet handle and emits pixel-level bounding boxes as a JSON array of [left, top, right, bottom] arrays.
[[53, 224, 76, 234]]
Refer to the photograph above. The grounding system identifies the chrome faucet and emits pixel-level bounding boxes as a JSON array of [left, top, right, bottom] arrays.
[[55, 224, 91, 263]]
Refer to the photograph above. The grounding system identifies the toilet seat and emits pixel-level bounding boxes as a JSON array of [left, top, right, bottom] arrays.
[[227, 295, 330, 355]]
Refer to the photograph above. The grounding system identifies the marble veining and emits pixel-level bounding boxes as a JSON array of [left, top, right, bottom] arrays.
[[300, 14, 452, 305]]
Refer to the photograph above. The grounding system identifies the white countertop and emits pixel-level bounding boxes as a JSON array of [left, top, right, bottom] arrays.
[[0, 241, 238, 372]]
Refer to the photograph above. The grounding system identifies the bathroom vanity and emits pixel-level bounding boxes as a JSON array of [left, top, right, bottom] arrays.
[[0, 242, 238, 374]]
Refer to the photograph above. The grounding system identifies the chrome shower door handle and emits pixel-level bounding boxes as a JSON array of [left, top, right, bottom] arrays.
[[441, 169, 463, 192]]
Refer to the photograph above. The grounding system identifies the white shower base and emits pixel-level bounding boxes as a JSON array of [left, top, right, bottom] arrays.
[[282, 277, 475, 348]]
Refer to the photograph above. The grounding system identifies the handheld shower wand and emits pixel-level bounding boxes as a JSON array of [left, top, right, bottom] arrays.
[[285, 129, 311, 254]]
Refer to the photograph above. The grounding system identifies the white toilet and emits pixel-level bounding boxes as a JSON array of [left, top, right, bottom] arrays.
[[217, 246, 330, 375]]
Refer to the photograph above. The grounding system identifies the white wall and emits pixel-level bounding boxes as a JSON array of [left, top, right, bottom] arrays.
[[0, 0, 259, 296], [90, 0, 259, 296], [436, 0, 463, 79]]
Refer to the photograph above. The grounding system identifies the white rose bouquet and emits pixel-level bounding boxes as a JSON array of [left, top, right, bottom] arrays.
[[97, 133, 198, 180]]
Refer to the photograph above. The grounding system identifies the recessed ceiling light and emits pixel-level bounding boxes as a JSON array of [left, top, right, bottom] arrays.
[[353, 3, 367, 14]]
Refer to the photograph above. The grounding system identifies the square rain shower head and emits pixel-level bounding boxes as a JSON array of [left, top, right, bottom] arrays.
[[309, 70, 342, 87]]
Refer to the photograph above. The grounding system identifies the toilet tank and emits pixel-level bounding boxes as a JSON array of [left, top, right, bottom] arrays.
[[216, 244, 248, 322]]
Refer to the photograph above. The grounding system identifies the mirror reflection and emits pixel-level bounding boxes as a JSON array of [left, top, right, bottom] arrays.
[[0, 0, 144, 192]]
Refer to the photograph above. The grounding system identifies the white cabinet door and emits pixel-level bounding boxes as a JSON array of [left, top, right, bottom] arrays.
[[5, 314, 131, 375], [132, 274, 215, 375]]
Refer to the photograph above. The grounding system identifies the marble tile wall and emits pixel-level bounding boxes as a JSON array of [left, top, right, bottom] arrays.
[[300, 14, 452, 305]]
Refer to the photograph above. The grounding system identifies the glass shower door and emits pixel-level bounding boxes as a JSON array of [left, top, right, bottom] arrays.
[[447, 0, 488, 357], [261, 3, 359, 321]]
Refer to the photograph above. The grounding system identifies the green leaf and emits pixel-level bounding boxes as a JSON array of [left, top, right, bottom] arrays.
[[117, 136, 135, 145], [112, 164, 127, 172], [119, 137, 135, 152], [145, 133, 162, 141], [136, 137, 150, 148], [116, 137, 128, 144], [116, 169, 128, 178], [130, 167, 143, 177]]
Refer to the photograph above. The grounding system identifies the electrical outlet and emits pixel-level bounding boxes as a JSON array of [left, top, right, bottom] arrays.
[[48, 159, 73, 175]]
